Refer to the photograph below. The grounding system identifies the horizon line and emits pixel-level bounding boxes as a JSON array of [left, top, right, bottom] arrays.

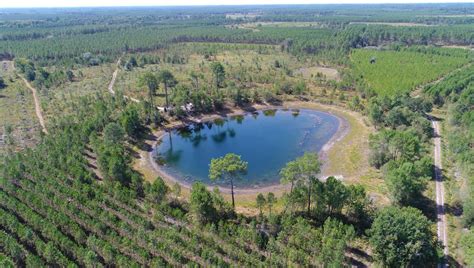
[[1, 2, 473, 9]]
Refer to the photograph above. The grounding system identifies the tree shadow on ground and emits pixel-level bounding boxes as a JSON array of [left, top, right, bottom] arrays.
[[130, 128, 156, 152], [347, 246, 373, 268], [410, 194, 438, 222], [267, 98, 283, 106], [445, 201, 463, 217], [446, 254, 463, 268]]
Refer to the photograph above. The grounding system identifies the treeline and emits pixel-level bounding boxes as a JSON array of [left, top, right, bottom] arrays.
[[14, 58, 75, 89], [330, 72, 442, 265], [366, 92, 434, 205], [249, 151, 438, 267], [0, 25, 113, 42], [132, 59, 314, 117], [349, 46, 473, 265], [339, 24, 474, 49], [253, 4, 474, 25], [0, 4, 472, 65], [0, 94, 370, 267], [1, 14, 473, 67], [423, 64, 474, 265]]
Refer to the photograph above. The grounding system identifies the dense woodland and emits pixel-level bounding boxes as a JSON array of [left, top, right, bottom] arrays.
[[0, 3, 473, 267]]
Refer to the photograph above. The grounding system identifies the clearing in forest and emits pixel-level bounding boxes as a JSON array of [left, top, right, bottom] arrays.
[[114, 43, 311, 104], [350, 48, 471, 97], [0, 63, 41, 153], [294, 66, 341, 81]]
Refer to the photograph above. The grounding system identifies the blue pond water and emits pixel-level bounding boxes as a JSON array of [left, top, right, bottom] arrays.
[[153, 109, 340, 188]]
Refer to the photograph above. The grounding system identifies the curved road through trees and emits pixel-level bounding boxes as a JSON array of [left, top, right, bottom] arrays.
[[19, 73, 48, 135], [108, 58, 139, 103]]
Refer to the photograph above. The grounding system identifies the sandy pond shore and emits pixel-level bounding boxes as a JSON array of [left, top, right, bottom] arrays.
[[136, 101, 351, 196]]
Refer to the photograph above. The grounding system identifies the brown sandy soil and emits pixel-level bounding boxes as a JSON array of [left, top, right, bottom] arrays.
[[294, 66, 341, 81], [132, 101, 378, 212]]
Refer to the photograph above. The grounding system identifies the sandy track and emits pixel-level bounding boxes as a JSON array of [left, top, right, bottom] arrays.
[[19, 75, 48, 134], [432, 119, 448, 265], [108, 58, 140, 103]]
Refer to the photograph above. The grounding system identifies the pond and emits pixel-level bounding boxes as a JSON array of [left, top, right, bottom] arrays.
[[153, 109, 341, 188]]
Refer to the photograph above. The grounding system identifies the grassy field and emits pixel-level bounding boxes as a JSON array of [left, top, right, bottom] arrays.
[[41, 64, 116, 118], [290, 101, 388, 204], [0, 62, 41, 154], [114, 43, 340, 105], [350, 48, 470, 97]]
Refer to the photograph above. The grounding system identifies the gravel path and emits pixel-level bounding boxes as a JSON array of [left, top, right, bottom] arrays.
[[432, 119, 448, 266]]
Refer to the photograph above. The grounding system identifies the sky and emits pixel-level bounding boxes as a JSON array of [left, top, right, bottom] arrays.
[[0, 0, 472, 8]]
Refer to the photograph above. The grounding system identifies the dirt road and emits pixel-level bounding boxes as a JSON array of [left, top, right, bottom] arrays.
[[432, 119, 448, 265], [107, 58, 140, 103], [107, 66, 119, 95], [19, 76, 48, 134]]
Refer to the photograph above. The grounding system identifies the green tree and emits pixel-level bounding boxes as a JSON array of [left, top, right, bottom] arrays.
[[129, 56, 138, 67], [66, 70, 74, 82], [157, 70, 177, 109], [297, 153, 321, 215], [84, 251, 99, 267], [25, 69, 36, 81], [368, 99, 384, 127], [138, 72, 159, 120], [96, 142, 130, 186], [280, 153, 321, 215], [211, 187, 231, 216], [294, 80, 306, 95], [146, 177, 169, 204], [210, 62, 225, 88], [266, 192, 277, 216], [107, 154, 129, 185], [190, 182, 217, 224], [461, 229, 474, 266], [189, 70, 203, 91], [346, 184, 373, 229], [130, 173, 144, 198], [103, 122, 125, 144], [464, 195, 474, 227], [209, 153, 248, 210], [368, 206, 438, 267], [385, 160, 430, 205], [318, 218, 355, 266], [120, 106, 142, 139], [275, 216, 353, 267], [256, 193, 266, 216], [388, 130, 421, 162], [369, 129, 422, 168], [172, 182, 182, 203], [280, 160, 300, 194], [323, 176, 349, 216]]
